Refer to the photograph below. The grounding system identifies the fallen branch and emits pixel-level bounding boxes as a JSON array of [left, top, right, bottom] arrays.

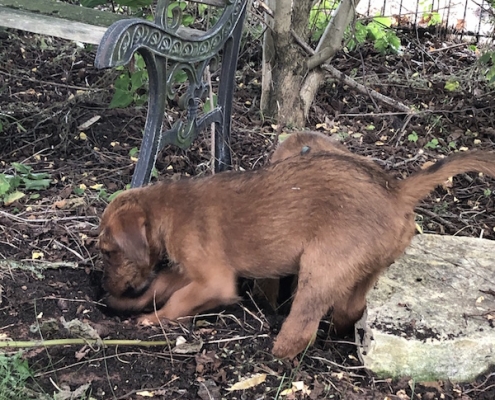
[[0, 338, 173, 349], [291, 29, 413, 114], [321, 63, 412, 114]]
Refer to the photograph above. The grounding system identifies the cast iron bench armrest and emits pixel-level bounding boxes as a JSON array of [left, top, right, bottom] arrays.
[[95, 0, 247, 187]]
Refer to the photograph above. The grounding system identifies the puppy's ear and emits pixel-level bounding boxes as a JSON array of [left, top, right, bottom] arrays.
[[113, 211, 150, 267]]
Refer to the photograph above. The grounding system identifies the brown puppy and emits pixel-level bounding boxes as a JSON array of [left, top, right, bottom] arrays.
[[99, 149, 495, 359], [105, 132, 363, 313]]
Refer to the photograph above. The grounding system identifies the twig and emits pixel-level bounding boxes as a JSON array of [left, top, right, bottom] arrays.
[[388, 151, 426, 169], [205, 334, 269, 345], [0, 210, 99, 223], [52, 239, 86, 261], [254, 0, 274, 17], [0, 338, 173, 349], [0, 259, 80, 270], [415, 206, 459, 232], [309, 355, 365, 371], [428, 43, 469, 53], [322, 63, 412, 113], [205, 64, 216, 174]]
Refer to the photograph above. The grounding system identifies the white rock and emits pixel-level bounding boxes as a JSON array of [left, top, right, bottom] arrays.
[[357, 234, 495, 382]]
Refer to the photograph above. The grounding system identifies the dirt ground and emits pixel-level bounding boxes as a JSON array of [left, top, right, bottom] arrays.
[[1, 24, 495, 400]]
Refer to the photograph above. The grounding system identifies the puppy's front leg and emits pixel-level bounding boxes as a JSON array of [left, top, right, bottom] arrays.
[[272, 246, 355, 359], [106, 269, 190, 314], [138, 269, 239, 324]]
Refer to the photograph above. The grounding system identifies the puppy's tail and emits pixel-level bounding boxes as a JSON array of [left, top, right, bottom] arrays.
[[398, 150, 495, 208]]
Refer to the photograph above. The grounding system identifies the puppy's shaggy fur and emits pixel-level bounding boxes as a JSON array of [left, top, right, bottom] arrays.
[[255, 131, 381, 308], [99, 145, 495, 359]]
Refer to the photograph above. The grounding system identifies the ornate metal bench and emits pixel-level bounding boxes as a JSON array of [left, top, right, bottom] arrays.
[[95, 0, 247, 187]]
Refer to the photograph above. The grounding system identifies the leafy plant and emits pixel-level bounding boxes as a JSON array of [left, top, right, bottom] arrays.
[[110, 54, 149, 108], [308, 0, 338, 42], [347, 16, 401, 54], [0, 353, 34, 400], [479, 50, 495, 84], [408, 131, 419, 143], [424, 138, 439, 149], [444, 80, 460, 92], [0, 163, 52, 205], [420, 1, 442, 26]]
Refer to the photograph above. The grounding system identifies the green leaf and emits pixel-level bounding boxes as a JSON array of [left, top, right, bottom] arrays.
[[354, 22, 367, 44], [173, 70, 188, 84], [203, 94, 218, 113], [110, 88, 134, 109], [388, 34, 401, 52], [11, 162, 32, 174], [0, 174, 10, 195], [73, 187, 85, 196], [373, 16, 392, 28], [479, 52, 491, 63], [408, 131, 418, 143], [114, 74, 131, 90], [182, 14, 194, 27], [7, 175, 21, 191], [4, 191, 25, 205], [424, 138, 439, 149], [444, 80, 460, 92], [108, 190, 124, 202], [130, 70, 145, 91], [27, 172, 51, 180], [129, 147, 139, 157], [22, 178, 52, 191]]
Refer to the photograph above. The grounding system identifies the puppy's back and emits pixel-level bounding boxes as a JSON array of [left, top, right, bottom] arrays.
[[271, 131, 348, 163]]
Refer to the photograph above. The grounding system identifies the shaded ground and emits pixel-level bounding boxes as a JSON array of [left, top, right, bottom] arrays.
[[0, 25, 495, 399]]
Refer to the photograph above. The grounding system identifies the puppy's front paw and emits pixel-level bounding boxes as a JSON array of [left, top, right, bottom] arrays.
[[137, 314, 160, 326], [272, 339, 296, 359], [272, 333, 312, 359]]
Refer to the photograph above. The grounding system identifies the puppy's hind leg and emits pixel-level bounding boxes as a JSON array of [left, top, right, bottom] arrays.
[[272, 246, 354, 359], [331, 269, 382, 334]]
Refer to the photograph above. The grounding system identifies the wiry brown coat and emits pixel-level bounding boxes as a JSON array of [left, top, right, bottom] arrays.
[[256, 131, 383, 308], [99, 142, 495, 359]]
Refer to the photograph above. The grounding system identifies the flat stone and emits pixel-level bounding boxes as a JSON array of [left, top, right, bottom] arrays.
[[356, 234, 495, 382]]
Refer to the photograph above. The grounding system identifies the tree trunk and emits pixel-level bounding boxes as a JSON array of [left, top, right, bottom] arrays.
[[261, 0, 312, 128], [261, 0, 360, 128]]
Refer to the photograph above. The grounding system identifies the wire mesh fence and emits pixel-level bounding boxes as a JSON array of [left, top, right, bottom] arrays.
[[356, 0, 493, 41]]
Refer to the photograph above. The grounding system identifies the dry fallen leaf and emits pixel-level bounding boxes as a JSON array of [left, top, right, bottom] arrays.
[[173, 337, 203, 354], [32, 251, 44, 260], [136, 390, 155, 397], [227, 373, 266, 391], [280, 381, 311, 396], [78, 115, 101, 131]]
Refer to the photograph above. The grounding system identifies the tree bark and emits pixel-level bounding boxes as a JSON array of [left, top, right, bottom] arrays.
[[260, 0, 313, 127], [261, 0, 361, 127]]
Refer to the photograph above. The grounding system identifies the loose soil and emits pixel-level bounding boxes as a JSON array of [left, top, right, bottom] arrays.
[[1, 24, 495, 400]]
